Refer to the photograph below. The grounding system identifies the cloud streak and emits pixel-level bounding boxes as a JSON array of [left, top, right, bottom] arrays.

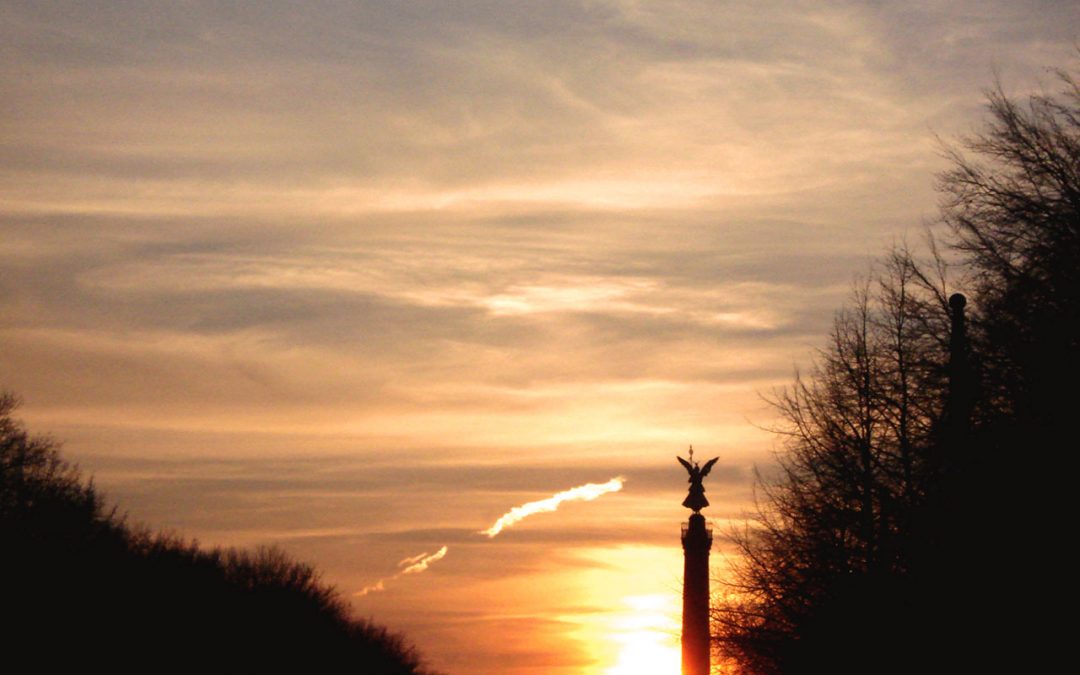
[[400, 546, 449, 575], [481, 477, 625, 538], [356, 476, 620, 596], [355, 546, 449, 597]]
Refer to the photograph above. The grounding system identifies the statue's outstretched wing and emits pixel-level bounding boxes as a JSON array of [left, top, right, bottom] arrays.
[[677, 456, 694, 475], [699, 457, 719, 477]]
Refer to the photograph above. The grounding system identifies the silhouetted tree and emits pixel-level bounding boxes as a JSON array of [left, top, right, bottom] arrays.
[[0, 392, 440, 672], [929, 65, 1080, 673], [713, 254, 952, 673], [714, 64, 1080, 673], [940, 67, 1080, 427]]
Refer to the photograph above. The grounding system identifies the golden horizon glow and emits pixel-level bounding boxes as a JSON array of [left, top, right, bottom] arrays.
[[551, 546, 687, 675], [604, 594, 682, 675]]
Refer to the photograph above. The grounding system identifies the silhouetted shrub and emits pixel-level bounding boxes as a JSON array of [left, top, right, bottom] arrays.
[[0, 392, 438, 672]]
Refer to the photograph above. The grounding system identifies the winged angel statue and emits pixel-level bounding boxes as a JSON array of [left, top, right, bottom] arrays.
[[677, 447, 719, 512]]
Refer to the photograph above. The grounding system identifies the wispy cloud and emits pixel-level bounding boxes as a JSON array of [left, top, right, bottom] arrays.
[[355, 546, 450, 596], [400, 546, 449, 575], [481, 477, 625, 538], [354, 580, 385, 597], [398, 551, 434, 568]]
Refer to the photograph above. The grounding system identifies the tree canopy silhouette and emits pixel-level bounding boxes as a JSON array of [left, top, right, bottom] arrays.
[[0, 391, 440, 672], [713, 64, 1080, 673]]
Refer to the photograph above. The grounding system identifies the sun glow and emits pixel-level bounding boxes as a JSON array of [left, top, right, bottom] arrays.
[[604, 595, 681, 675]]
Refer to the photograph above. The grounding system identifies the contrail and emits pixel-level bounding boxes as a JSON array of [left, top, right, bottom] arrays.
[[355, 546, 449, 596], [481, 477, 624, 537], [357, 477, 623, 595], [400, 546, 448, 575], [398, 551, 432, 567], [354, 580, 385, 597]]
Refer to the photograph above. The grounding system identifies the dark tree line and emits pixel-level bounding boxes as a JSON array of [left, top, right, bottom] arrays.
[[714, 65, 1079, 673], [0, 392, 439, 672]]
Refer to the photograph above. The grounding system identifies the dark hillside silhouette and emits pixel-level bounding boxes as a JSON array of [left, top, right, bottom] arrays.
[[0, 391, 439, 672], [714, 64, 1080, 673]]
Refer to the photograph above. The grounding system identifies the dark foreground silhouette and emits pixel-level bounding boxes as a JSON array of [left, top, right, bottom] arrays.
[[0, 393, 438, 672], [713, 65, 1079, 673]]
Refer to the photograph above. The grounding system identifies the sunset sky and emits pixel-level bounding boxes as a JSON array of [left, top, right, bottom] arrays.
[[2, 2, 1077, 673]]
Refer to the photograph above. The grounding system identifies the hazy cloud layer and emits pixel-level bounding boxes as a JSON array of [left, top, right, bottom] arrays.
[[2, 2, 1077, 673]]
